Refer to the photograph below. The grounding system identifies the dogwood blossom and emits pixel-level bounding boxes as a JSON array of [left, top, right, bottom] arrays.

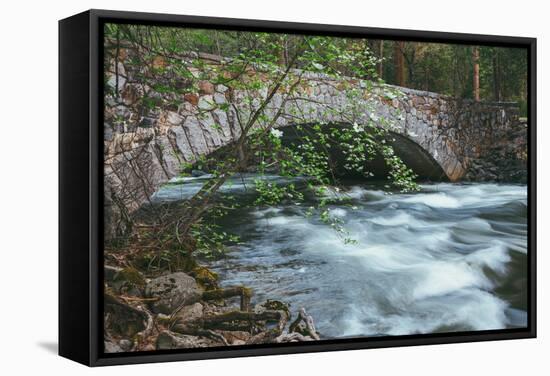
[[270, 128, 283, 138]]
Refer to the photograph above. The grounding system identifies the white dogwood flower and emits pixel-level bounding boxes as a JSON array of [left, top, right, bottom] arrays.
[[270, 128, 283, 138]]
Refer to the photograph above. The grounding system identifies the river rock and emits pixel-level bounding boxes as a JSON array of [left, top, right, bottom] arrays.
[[173, 302, 204, 323], [104, 340, 123, 353], [145, 272, 202, 314], [118, 339, 134, 352]]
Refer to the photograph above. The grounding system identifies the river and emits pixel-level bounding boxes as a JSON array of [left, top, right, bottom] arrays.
[[152, 174, 528, 338]]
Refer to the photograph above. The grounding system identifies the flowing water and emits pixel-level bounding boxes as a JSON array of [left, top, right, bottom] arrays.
[[152, 174, 528, 338]]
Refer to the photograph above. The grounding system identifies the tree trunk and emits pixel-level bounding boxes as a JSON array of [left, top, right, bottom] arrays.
[[394, 41, 405, 86], [424, 66, 429, 91], [214, 31, 222, 56], [115, 27, 120, 98], [378, 40, 384, 78], [473, 46, 480, 101], [493, 49, 501, 101], [278, 36, 288, 66]]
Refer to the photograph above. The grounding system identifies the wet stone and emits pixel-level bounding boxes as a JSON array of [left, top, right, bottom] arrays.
[[145, 272, 202, 314]]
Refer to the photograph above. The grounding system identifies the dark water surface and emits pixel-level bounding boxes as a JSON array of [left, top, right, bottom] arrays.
[[153, 175, 528, 338]]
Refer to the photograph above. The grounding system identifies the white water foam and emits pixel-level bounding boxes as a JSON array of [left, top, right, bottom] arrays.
[[155, 178, 528, 337], [369, 212, 416, 226], [401, 193, 460, 208]]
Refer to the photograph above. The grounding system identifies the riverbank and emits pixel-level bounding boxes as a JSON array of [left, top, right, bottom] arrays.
[[103, 252, 320, 353]]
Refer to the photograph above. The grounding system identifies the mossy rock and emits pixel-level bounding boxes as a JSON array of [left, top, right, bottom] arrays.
[[113, 267, 146, 286], [191, 266, 219, 289], [110, 267, 146, 296]]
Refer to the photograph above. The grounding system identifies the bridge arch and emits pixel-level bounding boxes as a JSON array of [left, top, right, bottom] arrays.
[[279, 124, 448, 182]]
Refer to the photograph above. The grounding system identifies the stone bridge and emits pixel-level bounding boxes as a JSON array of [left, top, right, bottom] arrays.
[[104, 52, 527, 240]]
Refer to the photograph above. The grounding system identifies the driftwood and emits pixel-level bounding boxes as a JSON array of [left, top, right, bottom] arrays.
[[288, 308, 320, 340]]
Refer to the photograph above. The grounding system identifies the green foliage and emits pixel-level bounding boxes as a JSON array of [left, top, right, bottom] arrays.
[[380, 145, 419, 192], [253, 179, 304, 206], [191, 221, 241, 260]]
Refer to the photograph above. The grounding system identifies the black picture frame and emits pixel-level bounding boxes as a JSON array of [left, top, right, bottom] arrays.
[[59, 9, 537, 367]]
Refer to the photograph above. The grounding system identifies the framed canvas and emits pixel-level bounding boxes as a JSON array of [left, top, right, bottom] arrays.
[[59, 9, 536, 366]]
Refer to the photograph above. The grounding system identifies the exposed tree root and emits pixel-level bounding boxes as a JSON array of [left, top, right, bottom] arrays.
[[202, 286, 252, 311], [133, 304, 154, 349], [275, 332, 314, 343], [171, 309, 286, 334], [289, 308, 320, 340], [104, 291, 155, 350]]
